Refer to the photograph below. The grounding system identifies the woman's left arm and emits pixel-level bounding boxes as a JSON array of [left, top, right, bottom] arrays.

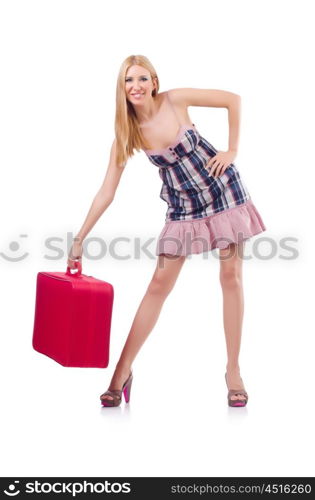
[[226, 94, 241, 154], [205, 94, 241, 178], [168, 88, 241, 178]]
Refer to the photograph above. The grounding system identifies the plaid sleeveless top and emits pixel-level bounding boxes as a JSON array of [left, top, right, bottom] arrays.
[[143, 122, 251, 222]]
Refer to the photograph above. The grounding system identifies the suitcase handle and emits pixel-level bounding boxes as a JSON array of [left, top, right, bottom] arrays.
[[66, 259, 82, 277]]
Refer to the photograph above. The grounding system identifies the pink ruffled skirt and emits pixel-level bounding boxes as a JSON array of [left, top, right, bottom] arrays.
[[156, 199, 266, 257]]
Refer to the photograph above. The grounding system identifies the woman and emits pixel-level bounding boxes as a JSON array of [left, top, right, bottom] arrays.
[[67, 54, 266, 408]]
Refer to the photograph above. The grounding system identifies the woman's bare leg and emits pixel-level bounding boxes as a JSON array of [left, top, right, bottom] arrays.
[[101, 254, 186, 401], [219, 242, 247, 402]]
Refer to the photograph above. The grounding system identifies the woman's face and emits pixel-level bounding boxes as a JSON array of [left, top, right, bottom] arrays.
[[125, 65, 156, 105]]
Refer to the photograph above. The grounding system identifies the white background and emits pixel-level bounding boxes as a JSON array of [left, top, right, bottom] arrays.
[[1, 0, 314, 478]]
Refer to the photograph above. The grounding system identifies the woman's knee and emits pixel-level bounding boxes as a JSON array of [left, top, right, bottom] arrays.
[[219, 267, 242, 288], [147, 275, 175, 297]]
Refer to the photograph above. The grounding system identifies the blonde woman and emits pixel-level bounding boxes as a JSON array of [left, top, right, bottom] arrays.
[[68, 55, 266, 408]]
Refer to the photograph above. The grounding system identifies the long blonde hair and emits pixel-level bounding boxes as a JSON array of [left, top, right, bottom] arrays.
[[114, 55, 160, 168]]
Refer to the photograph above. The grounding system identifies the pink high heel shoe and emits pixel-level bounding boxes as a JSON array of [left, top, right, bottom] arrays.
[[225, 372, 248, 407], [100, 371, 133, 407]]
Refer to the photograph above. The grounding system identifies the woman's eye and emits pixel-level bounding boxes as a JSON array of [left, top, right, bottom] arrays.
[[125, 77, 148, 82]]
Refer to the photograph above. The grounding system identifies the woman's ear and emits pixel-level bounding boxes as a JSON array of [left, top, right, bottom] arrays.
[[152, 77, 158, 96]]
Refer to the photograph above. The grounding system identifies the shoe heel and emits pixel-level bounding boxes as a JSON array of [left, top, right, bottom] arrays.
[[123, 376, 133, 403]]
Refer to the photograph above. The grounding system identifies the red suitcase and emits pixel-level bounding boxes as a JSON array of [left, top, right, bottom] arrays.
[[32, 261, 114, 368]]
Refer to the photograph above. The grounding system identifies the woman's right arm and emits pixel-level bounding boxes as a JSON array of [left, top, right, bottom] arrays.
[[67, 138, 126, 265]]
